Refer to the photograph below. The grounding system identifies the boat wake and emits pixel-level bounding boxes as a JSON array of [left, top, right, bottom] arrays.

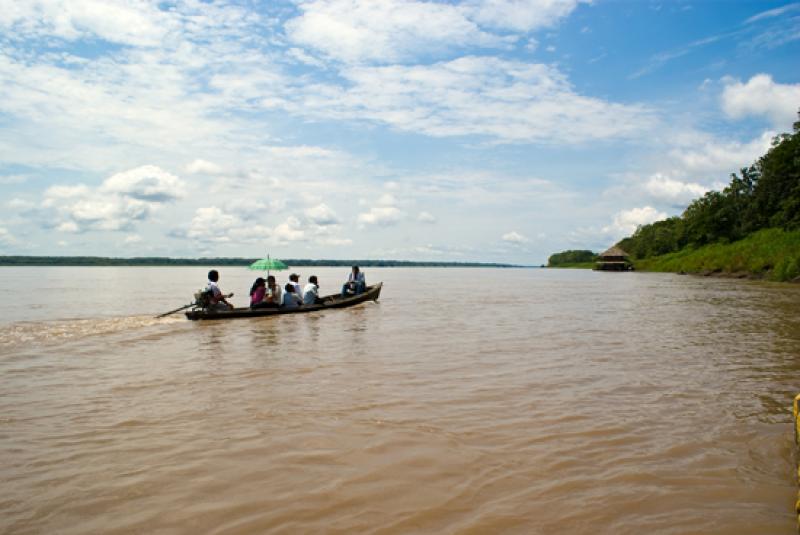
[[0, 315, 184, 353]]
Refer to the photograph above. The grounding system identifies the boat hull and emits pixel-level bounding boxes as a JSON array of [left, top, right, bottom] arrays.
[[185, 283, 382, 321]]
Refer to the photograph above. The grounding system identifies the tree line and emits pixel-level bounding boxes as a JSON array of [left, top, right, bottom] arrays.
[[618, 113, 800, 259], [547, 250, 597, 266], [0, 256, 521, 268]]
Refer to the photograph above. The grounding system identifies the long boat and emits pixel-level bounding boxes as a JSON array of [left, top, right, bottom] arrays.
[[185, 282, 382, 321]]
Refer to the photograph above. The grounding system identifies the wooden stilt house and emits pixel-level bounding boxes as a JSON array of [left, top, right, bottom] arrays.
[[594, 246, 633, 271]]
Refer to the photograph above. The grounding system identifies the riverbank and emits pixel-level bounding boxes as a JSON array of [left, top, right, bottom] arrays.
[[634, 228, 800, 282], [547, 262, 594, 269]]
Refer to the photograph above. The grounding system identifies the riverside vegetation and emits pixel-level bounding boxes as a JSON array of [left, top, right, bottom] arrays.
[[551, 113, 800, 281], [546, 250, 597, 269]]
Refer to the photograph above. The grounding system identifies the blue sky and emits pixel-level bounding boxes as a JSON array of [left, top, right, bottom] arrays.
[[0, 0, 798, 263]]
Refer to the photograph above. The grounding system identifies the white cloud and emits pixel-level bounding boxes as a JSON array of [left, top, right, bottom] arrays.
[[603, 206, 667, 237], [304, 203, 341, 226], [185, 206, 241, 243], [744, 3, 800, 24], [668, 130, 774, 175], [465, 0, 586, 32], [179, 207, 356, 247], [643, 174, 709, 203], [318, 237, 353, 246], [285, 0, 585, 64], [186, 159, 223, 175], [721, 74, 800, 128], [417, 211, 437, 223], [285, 0, 506, 64], [42, 165, 181, 233], [272, 216, 306, 242], [0, 0, 172, 47], [0, 227, 15, 247], [124, 234, 142, 244], [358, 206, 404, 227], [502, 230, 528, 243], [286, 56, 654, 144], [101, 165, 185, 202]]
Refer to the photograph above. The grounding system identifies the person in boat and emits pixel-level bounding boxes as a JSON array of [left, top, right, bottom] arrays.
[[265, 275, 282, 307], [249, 277, 266, 307], [249, 277, 278, 309], [303, 275, 323, 305], [288, 273, 303, 298], [341, 265, 366, 296], [207, 269, 233, 311], [281, 283, 302, 309]]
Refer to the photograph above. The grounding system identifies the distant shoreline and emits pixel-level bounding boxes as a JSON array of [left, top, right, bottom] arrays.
[[0, 256, 529, 268]]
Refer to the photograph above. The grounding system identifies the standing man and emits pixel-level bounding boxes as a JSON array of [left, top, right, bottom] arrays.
[[207, 269, 234, 311], [341, 265, 366, 296]]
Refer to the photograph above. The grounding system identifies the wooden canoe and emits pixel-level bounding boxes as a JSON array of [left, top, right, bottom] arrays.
[[185, 282, 382, 321]]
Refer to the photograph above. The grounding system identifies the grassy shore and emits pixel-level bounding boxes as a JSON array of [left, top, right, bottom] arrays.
[[548, 262, 595, 269], [634, 228, 800, 282]]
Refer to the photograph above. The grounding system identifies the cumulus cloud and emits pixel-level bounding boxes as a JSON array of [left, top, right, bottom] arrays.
[[502, 230, 529, 243], [100, 165, 185, 202], [178, 207, 354, 247], [304, 203, 340, 226], [721, 74, 800, 128], [603, 206, 667, 237], [42, 165, 182, 233], [668, 130, 774, 175], [643, 174, 709, 203], [358, 206, 404, 227]]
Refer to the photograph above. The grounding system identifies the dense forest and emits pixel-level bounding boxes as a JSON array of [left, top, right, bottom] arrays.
[[0, 256, 520, 268], [547, 250, 597, 267], [616, 112, 800, 280]]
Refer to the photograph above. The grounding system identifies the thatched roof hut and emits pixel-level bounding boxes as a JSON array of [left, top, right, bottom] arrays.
[[599, 246, 629, 259], [595, 245, 633, 271]]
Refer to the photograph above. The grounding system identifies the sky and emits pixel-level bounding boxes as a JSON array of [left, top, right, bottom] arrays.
[[0, 0, 798, 264]]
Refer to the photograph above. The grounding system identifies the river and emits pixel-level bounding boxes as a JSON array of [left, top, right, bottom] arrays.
[[1, 266, 798, 534]]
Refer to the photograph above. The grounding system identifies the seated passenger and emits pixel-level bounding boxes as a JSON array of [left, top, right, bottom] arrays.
[[264, 275, 282, 307], [288, 273, 303, 297], [281, 283, 302, 309], [250, 277, 278, 309], [303, 275, 323, 305], [341, 265, 366, 296], [207, 269, 234, 311]]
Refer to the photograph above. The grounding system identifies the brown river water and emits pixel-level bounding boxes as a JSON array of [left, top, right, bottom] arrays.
[[1, 266, 799, 534]]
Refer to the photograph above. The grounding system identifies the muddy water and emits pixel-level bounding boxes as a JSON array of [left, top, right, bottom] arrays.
[[1, 267, 798, 534]]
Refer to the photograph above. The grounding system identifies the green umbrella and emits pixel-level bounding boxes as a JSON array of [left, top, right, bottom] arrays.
[[248, 255, 288, 276]]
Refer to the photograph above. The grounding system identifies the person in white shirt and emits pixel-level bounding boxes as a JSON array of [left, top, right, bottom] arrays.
[[265, 275, 282, 307], [288, 273, 303, 298], [303, 275, 322, 305], [206, 270, 233, 311], [281, 283, 302, 309]]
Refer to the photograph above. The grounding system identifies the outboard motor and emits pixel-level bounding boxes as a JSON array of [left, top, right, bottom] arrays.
[[193, 288, 213, 309]]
